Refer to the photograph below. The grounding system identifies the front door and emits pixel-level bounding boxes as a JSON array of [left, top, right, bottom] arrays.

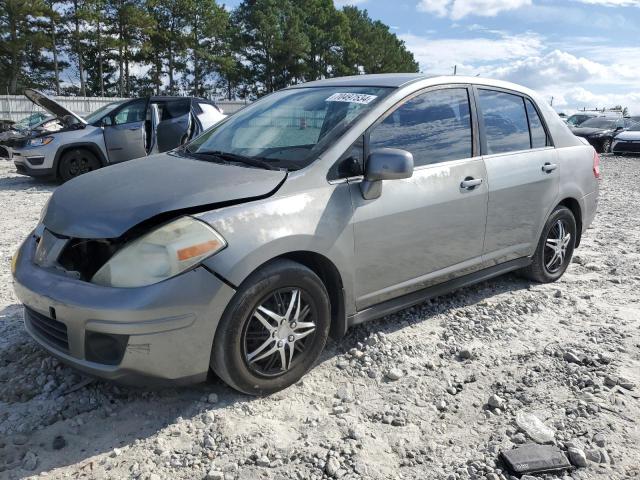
[[350, 86, 489, 310], [476, 88, 560, 264], [103, 99, 149, 163]]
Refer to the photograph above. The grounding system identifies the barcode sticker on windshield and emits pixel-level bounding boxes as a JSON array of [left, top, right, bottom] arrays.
[[325, 93, 377, 104]]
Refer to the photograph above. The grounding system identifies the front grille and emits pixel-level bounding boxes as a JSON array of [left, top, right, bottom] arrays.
[[25, 307, 69, 353]]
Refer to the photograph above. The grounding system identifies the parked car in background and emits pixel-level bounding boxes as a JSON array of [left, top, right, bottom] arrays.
[[612, 121, 640, 155], [0, 118, 16, 133], [11, 89, 226, 181], [12, 74, 599, 394], [570, 116, 632, 153], [565, 112, 596, 127], [0, 112, 52, 158]]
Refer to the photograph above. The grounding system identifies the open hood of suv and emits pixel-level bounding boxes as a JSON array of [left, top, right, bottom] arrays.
[[24, 89, 87, 125], [43, 153, 287, 239]]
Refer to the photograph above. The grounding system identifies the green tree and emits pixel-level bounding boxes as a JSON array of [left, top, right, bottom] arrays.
[[0, 0, 53, 94], [294, 0, 349, 80], [233, 0, 309, 96], [342, 6, 418, 74], [105, 0, 148, 96], [183, 0, 229, 96]]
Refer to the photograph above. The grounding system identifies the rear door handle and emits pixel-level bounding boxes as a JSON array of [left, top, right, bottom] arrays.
[[460, 177, 483, 189], [542, 162, 557, 173]]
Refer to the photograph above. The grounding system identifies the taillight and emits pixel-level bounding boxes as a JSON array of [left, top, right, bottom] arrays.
[[593, 151, 600, 179]]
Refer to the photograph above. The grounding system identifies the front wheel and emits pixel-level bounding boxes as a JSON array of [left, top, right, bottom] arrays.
[[210, 259, 331, 395], [58, 148, 101, 182], [600, 138, 612, 154], [520, 206, 577, 283]]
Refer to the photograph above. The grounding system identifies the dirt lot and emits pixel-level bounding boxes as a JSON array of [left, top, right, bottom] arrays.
[[0, 156, 638, 480]]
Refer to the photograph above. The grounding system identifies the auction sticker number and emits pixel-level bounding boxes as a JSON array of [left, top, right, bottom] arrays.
[[325, 93, 378, 104]]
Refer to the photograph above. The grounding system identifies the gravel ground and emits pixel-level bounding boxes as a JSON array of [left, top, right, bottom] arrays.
[[0, 156, 639, 480]]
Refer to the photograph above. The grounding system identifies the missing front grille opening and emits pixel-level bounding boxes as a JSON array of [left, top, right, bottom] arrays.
[[57, 238, 120, 282]]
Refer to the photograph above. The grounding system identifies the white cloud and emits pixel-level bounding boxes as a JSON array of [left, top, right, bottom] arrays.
[[334, 0, 367, 7], [550, 87, 640, 114], [417, 0, 531, 19], [400, 31, 543, 74], [486, 50, 607, 88], [573, 0, 640, 6]]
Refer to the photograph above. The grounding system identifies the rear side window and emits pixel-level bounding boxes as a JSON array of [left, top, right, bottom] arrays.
[[478, 90, 530, 154], [157, 99, 191, 121], [369, 88, 472, 167], [525, 99, 548, 148]]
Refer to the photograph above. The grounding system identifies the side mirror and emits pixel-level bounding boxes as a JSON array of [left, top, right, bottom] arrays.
[[360, 148, 413, 200]]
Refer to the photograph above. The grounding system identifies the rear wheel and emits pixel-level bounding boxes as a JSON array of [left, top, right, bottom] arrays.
[[210, 259, 331, 395], [520, 206, 577, 283], [58, 148, 101, 182]]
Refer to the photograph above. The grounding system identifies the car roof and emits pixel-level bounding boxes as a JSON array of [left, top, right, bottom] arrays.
[[287, 74, 547, 98], [288, 73, 433, 88]]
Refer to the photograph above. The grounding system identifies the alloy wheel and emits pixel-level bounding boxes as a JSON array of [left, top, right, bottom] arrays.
[[544, 219, 571, 274], [242, 287, 317, 377]]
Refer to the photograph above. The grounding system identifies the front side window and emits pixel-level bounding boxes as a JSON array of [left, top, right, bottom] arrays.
[[525, 99, 549, 148], [369, 88, 473, 167], [186, 86, 392, 171], [112, 100, 147, 125], [479, 90, 530, 154]]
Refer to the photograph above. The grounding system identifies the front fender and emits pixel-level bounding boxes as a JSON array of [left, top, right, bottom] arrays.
[[197, 184, 357, 315]]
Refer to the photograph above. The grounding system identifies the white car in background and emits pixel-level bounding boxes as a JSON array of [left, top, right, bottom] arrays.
[[12, 89, 226, 182]]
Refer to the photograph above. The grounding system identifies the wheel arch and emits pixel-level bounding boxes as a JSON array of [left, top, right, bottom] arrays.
[[557, 197, 583, 247], [238, 251, 348, 341], [53, 142, 108, 177]]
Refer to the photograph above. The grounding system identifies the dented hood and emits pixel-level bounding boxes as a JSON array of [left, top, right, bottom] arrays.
[[24, 89, 87, 125], [43, 153, 287, 239]]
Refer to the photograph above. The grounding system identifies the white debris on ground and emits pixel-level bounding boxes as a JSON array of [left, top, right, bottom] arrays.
[[0, 157, 639, 480]]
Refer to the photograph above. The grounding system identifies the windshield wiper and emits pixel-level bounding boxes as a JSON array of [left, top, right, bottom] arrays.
[[189, 150, 283, 171]]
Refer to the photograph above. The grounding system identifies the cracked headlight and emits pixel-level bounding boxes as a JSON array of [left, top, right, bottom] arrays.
[[91, 216, 226, 288]]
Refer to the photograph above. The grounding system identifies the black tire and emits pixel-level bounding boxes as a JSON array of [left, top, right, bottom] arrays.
[[58, 148, 101, 182], [210, 259, 331, 395], [520, 206, 577, 283], [600, 138, 612, 154]]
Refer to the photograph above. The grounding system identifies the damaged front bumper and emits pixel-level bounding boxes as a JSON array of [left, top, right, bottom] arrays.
[[12, 233, 235, 385]]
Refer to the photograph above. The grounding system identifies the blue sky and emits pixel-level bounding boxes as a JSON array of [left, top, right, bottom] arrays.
[[225, 0, 640, 113]]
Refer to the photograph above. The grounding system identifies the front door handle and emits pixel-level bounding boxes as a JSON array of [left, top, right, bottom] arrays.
[[542, 162, 557, 173], [460, 177, 483, 189]]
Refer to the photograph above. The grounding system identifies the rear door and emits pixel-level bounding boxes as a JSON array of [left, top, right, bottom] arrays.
[[477, 87, 559, 264], [350, 86, 489, 309], [102, 98, 149, 163], [155, 98, 192, 151]]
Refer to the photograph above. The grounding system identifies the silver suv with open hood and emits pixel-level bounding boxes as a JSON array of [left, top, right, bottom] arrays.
[[11, 89, 226, 182]]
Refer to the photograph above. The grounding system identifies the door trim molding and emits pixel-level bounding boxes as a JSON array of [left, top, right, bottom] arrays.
[[347, 257, 531, 327]]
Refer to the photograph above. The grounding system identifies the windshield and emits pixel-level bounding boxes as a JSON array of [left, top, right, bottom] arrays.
[[628, 122, 640, 131], [580, 118, 617, 129], [12, 112, 46, 130], [84, 101, 126, 124], [185, 86, 392, 170]]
